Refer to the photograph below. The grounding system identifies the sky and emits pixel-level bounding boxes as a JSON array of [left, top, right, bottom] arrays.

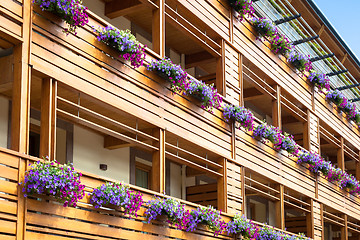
[[313, 0, 360, 60]]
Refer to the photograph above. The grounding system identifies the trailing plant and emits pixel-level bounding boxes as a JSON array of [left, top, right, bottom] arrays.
[[279, 132, 299, 156], [287, 50, 312, 72], [185, 78, 223, 112], [297, 151, 332, 175], [253, 122, 282, 146], [228, 0, 255, 21], [270, 34, 292, 56], [223, 103, 254, 131], [145, 197, 190, 230], [34, 0, 88, 35], [326, 89, 346, 106], [256, 226, 282, 240], [147, 58, 189, 93], [307, 70, 330, 92], [350, 111, 360, 125], [21, 159, 85, 207], [94, 26, 146, 68], [251, 17, 277, 39], [226, 214, 259, 239], [90, 182, 143, 217], [187, 205, 226, 236]]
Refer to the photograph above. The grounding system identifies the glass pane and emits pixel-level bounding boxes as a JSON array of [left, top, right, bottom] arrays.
[[136, 168, 149, 189]]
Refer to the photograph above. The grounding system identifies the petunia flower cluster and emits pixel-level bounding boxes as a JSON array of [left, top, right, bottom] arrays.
[[185, 78, 223, 112], [94, 26, 146, 68], [297, 150, 360, 195], [228, 0, 255, 21], [147, 58, 189, 93], [21, 159, 85, 207], [227, 215, 310, 240], [90, 182, 143, 217], [251, 17, 277, 39], [307, 70, 330, 92], [187, 205, 226, 236], [270, 34, 292, 56], [145, 197, 191, 230], [253, 122, 299, 155], [34, 0, 88, 35], [223, 103, 254, 130], [326, 90, 359, 122], [287, 50, 312, 72]]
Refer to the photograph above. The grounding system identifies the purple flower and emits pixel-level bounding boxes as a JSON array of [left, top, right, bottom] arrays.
[[94, 26, 146, 68], [34, 0, 89, 35], [287, 50, 312, 72], [147, 58, 189, 93], [20, 159, 85, 207], [223, 103, 254, 131], [308, 71, 330, 92], [90, 182, 143, 217], [228, 0, 254, 21], [251, 17, 277, 39], [270, 34, 292, 56]]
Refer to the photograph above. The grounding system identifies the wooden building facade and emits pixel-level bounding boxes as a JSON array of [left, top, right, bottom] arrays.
[[0, 0, 360, 239]]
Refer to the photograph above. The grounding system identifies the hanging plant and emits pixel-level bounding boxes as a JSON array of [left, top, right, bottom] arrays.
[[147, 58, 189, 93], [279, 132, 299, 156], [90, 182, 143, 217], [326, 89, 346, 106], [187, 206, 226, 236], [226, 214, 259, 239], [270, 34, 292, 56], [223, 103, 254, 130], [253, 122, 282, 145], [307, 70, 330, 92], [94, 26, 146, 68], [287, 50, 312, 72], [145, 197, 190, 230], [34, 0, 89, 35], [228, 0, 255, 21], [21, 160, 85, 207], [251, 17, 277, 39], [185, 78, 223, 112], [297, 151, 332, 175]]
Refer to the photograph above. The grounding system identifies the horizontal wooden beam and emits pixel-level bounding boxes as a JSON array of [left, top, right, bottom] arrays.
[[185, 51, 215, 68], [105, 0, 144, 19]]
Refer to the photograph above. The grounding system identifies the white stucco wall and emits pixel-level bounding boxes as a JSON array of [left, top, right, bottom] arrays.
[[170, 162, 182, 199], [73, 125, 130, 182], [0, 96, 8, 148]]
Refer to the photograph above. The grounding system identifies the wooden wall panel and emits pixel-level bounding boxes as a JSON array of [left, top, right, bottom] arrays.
[[0, 0, 23, 39], [226, 161, 242, 214], [313, 201, 323, 240], [309, 111, 320, 153], [224, 43, 240, 105], [30, 8, 232, 160], [0, 152, 19, 240], [176, 0, 230, 41]]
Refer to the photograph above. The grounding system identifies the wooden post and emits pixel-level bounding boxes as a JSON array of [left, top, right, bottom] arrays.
[[216, 39, 226, 96], [239, 53, 244, 107], [272, 85, 281, 129], [341, 214, 348, 240], [356, 158, 360, 181], [307, 199, 315, 238], [11, 1, 33, 154], [151, 128, 165, 193], [241, 166, 246, 216], [275, 184, 285, 229], [40, 78, 57, 160], [217, 158, 227, 212], [152, 0, 165, 58], [338, 137, 345, 171]]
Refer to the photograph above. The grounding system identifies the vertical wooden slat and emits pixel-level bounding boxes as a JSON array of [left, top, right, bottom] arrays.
[[152, 0, 165, 58], [151, 128, 165, 193], [16, 158, 26, 240], [341, 214, 348, 240], [307, 199, 315, 238], [239, 53, 244, 106], [272, 85, 281, 129], [275, 184, 284, 229], [241, 166, 246, 216], [217, 158, 227, 212], [11, 0, 32, 154], [338, 137, 345, 171], [39, 78, 57, 159], [216, 39, 225, 96]]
